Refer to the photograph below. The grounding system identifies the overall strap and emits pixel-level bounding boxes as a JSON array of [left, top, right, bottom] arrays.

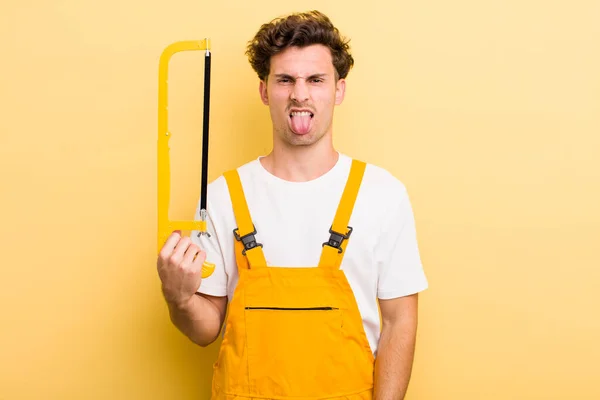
[[223, 169, 267, 270], [318, 159, 366, 270]]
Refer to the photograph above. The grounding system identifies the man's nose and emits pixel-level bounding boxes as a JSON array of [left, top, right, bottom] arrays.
[[291, 79, 309, 103]]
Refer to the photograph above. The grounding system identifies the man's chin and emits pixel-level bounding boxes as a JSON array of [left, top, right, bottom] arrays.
[[283, 131, 320, 146]]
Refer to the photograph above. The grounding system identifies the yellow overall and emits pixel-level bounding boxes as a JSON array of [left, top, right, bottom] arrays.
[[211, 159, 375, 399]]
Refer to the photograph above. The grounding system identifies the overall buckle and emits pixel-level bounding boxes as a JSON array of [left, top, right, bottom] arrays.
[[233, 225, 263, 255], [322, 226, 353, 254]]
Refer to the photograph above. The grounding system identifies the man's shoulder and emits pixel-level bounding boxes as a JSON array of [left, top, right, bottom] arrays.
[[206, 158, 261, 198], [353, 156, 408, 198]]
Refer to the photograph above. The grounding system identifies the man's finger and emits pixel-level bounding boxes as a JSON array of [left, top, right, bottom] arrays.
[[182, 244, 200, 267], [160, 230, 182, 258], [192, 249, 207, 266], [172, 235, 192, 259]]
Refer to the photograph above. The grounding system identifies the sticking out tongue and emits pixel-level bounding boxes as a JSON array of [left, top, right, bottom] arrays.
[[290, 113, 312, 134]]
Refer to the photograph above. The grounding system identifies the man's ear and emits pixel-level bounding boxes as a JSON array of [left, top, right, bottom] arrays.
[[259, 79, 269, 105], [335, 78, 346, 105]]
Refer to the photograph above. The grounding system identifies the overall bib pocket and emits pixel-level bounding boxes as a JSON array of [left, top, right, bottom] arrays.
[[245, 306, 345, 396]]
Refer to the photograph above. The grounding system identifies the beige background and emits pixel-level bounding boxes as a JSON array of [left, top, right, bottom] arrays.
[[1, 0, 599, 399]]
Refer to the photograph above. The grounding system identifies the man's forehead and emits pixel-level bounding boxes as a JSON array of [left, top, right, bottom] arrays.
[[270, 62, 335, 78], [269, 45, 335, 76], [271, 70, 331, 77]]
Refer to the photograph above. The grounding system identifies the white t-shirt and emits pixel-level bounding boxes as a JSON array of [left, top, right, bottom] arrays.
[[192, 152, 428, 356]]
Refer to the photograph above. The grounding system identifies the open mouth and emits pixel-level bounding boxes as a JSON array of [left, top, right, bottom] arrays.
[[289, 110, 314, 135]]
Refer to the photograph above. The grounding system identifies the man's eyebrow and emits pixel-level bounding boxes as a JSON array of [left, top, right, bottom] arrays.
[[273, 73, 294, 79]]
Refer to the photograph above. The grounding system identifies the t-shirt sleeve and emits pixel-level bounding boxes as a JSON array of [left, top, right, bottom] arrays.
[[191, 198, 228, 297], [375, 184, 428, 299]]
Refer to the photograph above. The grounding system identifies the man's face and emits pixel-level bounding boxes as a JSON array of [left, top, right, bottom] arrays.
[[259, 44, 346, 147]]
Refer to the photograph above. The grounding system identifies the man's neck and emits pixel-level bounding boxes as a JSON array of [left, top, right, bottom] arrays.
[[260, 141, 339, 182]]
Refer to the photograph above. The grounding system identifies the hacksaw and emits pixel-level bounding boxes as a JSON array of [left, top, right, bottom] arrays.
[[157, 39, 215, 278]]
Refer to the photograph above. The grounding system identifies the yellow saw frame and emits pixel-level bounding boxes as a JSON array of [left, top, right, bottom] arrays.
[[157, 39, 215, 278]]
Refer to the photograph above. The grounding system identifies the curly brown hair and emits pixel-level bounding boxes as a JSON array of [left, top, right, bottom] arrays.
[[245, 10, 354, 81]]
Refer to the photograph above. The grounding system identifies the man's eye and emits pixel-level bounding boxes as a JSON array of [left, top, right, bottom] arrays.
[[311, 79, 323, 83]]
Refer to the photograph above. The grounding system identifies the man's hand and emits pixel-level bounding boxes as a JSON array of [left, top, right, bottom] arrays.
[[155, 231, 226, 346], [157, 230, 206, 309]]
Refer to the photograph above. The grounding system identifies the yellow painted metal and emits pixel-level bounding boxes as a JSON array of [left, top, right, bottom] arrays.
[[157, 39, 215, 278]]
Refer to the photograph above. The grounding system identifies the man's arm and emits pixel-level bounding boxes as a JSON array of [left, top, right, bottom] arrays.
[[167, 292, 227, 347], [157, 231, 228, 347], [373, 293, 419, 400]]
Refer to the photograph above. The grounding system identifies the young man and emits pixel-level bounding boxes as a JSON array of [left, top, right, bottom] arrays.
[[157, 10, 428, 400]]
